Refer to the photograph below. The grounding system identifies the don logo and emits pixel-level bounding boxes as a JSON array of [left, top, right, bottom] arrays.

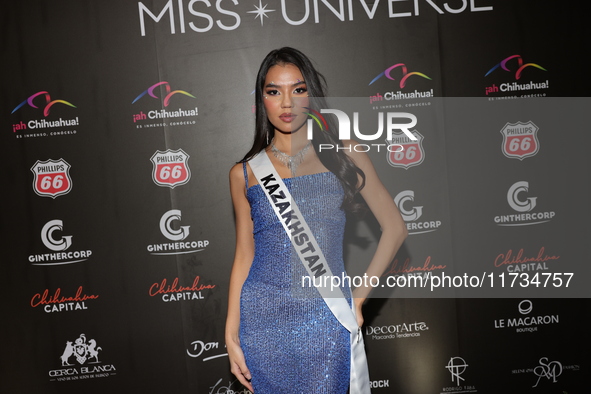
[[31, 159, 72, 198], [387, 131, 425, 169], [500, 121, 539, 160], [151, 149, 191, 188]]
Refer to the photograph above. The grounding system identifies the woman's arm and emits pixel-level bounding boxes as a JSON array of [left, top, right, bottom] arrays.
[[225, 163, 255, 392], [344, 141, 408, 326]]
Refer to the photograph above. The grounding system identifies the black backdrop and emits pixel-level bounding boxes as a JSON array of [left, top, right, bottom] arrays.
[[1, 1, 589, 393]]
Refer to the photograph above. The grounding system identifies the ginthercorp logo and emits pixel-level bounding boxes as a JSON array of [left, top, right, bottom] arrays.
[[28, 220, 92, 266], [394, 190, 441, 234], [147, 209, 210, 255], [151, 149, 191, 188], [368, 63, 434, 105], [31, 159, 73, 198], [11, 91, 79, 139], [132, 81, 198, 128], [494, 299, 559, 333], [500, 121, 539, 160], [308, 110, 416, 153], [494, 181, 555, 226], [49, 333, 116, 382], [387, 130, 424, 169], [484, 55, 549, 97]]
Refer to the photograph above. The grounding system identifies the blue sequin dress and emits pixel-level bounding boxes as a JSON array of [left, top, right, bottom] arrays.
[[239, 162, 351, 393]]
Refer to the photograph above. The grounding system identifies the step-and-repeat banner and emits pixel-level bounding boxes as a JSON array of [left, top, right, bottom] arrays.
[[1, 1, 588, 393]]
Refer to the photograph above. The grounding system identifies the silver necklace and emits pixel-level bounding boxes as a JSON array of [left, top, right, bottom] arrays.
[[270, 141, 311, 177]]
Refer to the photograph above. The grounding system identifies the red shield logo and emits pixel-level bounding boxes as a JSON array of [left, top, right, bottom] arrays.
[[31, 159, 72, 198], [386, 131, 425, 169], [151, 149, 191, 188], [500, 121, 539, 160]]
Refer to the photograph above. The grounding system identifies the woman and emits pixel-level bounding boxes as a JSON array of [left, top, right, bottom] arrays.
[[226, 47, 407, 393]]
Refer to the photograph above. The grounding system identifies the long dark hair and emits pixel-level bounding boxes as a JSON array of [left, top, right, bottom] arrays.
[[241, 47, 365, 211]]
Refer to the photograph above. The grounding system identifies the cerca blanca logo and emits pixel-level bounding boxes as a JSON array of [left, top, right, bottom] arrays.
[[29, 220, 92, 266], [147, 209, 210, 255], [494, 181, 555, 226], [49, 333, 116, 382], [394, 190, 441, 234]]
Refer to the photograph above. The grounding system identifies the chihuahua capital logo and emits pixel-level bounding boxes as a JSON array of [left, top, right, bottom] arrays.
[[12, 91, 76, 117], [369, 63, 432, 87], [133, 81, 195, 106], [485, 55, 547, 80]]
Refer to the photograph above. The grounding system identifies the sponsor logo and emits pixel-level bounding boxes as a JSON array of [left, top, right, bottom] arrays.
[[49, 334, 116, 381], [370, 380, 390, 389], [31, 286, 99, 313], [132, 81, 198, 128], [381, 256, 447, 280], [500, 121, 539, 160], [494, 299, 559, 333], [138, 1, 492, 36], [209, 377, 252, 394], [442, 357, 478, 393], [368, 63, 434, 106], [149, 276, 216, 302], [365, 321, 429, 340], [147, 209, 210, 255], [28, 220, 92, 266], [187, 340, 227, 361], [494, 181, 555, 226], [386, 130, 424, 169], [394, 190, 441, 233], [484, 55, 549, 98], [494, 246, 560, 272], [11, 91, 79, 139], [31, 159, 72, 198], [512, 357, 579, 388], [150, 149, 191, 188]]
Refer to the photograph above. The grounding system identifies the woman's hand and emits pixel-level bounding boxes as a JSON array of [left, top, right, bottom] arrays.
[[354, 297, 365, 328], [227, 338, 254, 392]]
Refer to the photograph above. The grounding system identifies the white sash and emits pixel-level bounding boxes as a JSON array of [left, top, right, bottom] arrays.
[[249, 151, 371, 394]]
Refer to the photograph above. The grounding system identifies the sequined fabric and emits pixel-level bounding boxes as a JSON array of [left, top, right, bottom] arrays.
[[240, 164, 350, 393]]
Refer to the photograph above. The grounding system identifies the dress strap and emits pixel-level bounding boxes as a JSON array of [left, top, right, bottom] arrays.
[[242, 161, 249, 189]]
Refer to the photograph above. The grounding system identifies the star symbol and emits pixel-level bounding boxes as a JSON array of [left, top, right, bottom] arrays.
[[248, 0, 275, 26]]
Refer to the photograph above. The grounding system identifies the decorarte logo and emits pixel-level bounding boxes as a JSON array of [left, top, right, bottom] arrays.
[[368, 63, 434, 106], [11, 92, 79, 139], [132, 81, 198, 128], [484, 55, 549, 97], [49, 333, 116, 382], [31, 159, 72, 198]]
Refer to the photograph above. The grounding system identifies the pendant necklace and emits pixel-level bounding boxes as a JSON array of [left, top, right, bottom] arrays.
[[270, 140, 312, 177]]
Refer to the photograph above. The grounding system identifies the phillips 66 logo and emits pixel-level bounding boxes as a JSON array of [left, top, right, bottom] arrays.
[[500, 121, 539, 160], [150, 149, 191, 188], [387, 131, 425, 169], [31, 159, 72, 198]]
